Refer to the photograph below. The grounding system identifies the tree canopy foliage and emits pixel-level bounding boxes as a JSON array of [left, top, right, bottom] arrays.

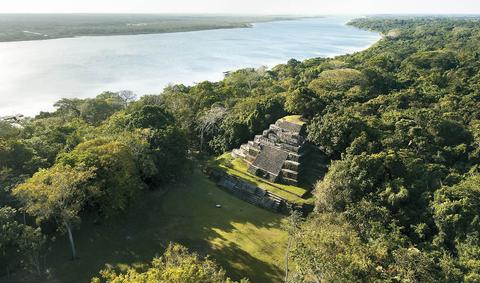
[[92, 243, 248, 283]]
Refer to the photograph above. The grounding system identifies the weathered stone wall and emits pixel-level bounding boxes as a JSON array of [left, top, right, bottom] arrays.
[[208, 169, 285, 212], [205, 168, 312, 215]]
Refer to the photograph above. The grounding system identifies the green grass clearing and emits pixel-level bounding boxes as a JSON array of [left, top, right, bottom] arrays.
[[213, 153, 313, 205], [19, 169, 287, 283], [279, 115, 305, 125]]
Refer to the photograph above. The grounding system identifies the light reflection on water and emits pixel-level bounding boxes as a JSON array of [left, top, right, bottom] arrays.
[[0, 16, 380, 116]]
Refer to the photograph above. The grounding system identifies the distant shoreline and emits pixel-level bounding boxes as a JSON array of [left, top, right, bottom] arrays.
[[0, 16, 379, 117], [0, 14, 319, 43]]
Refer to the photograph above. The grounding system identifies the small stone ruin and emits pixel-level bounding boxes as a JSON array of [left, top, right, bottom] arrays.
[[232, 116, 306, 185], [217, 173, 284, 211]]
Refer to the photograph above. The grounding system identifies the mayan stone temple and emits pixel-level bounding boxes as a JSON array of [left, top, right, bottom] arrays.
[[232, 115, 306, 185]]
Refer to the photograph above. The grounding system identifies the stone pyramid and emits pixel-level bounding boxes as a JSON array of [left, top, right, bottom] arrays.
[[232, 115, 306, 185]]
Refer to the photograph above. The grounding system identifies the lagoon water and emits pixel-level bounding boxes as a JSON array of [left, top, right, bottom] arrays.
[[0, 17, 380, 116]]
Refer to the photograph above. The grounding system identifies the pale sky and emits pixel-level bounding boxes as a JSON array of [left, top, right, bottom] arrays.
[[1, 0, 480, 15]]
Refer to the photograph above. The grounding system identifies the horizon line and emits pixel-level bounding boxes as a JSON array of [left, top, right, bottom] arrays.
[[1, 12, 480, 16]]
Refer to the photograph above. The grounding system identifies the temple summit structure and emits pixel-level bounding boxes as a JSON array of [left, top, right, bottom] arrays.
[[232, 115, 306, 185]]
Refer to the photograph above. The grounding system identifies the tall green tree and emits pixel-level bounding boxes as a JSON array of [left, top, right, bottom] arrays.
[[12, 165, 96, 259], [57, 138, 144, 215], [0, 206, 45, 276]]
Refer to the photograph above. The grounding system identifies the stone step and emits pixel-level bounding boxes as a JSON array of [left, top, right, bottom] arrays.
[[280, 143, 301, 153], [282, 176, 299, 186], [269, 124, 281, 131], [217, 176, 284, 211], [237, 190, 280, 211], [240, 144, 259, 157], [249, 141, 261, 150], [267, 133, 279, 141], [283, 160, 300, 171], [266, 192, 285, 203], [281, 169, 299, 180], [275, 120, 305, 134], [256, 136, 276, 147], [244, 155, 256, 163], [287, 153, 301, 162], [231, 149, 244, 159]]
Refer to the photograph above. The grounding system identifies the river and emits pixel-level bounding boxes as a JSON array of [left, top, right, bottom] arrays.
[[0, 16, 380, 116]]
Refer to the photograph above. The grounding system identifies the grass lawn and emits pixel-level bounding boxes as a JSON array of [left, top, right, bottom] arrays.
[[34, 168, 287, 283], [214, 153, 313, 205], [279, 115, 305, 125]]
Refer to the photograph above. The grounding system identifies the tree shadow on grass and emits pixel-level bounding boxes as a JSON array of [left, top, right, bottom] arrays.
[[44, 169, 286, 283], [201, 235, 285, 282]]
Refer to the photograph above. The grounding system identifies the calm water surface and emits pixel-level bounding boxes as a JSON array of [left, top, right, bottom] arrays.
[[0, 16, 380, 116]]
